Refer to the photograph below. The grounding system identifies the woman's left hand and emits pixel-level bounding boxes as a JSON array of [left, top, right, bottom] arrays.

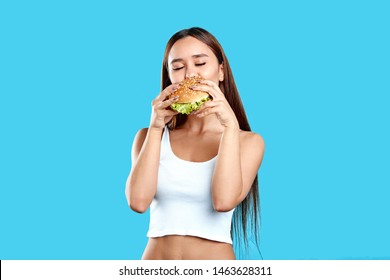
[[191, 80, 239, 129]]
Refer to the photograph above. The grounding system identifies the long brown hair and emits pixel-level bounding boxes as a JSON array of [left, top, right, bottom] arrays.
[[161, 27, 261, 256]]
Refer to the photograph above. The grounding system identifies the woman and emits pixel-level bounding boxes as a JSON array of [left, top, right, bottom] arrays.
[[125, 27, 265, 260]]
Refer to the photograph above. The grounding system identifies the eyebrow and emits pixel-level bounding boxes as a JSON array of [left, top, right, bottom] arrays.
[[170, 53, 209, 64]]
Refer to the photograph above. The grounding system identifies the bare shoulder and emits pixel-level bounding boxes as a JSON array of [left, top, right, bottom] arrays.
[[134, 127, 149, 145], [239, 130, 265, 186], [240, 130, 265, 152], [131, 128, 149, 161]]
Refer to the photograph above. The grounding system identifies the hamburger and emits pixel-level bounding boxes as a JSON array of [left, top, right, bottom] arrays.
[[169, 76, 211, 115]]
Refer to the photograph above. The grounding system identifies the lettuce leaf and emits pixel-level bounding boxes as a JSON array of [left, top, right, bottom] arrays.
[[170, 96, 211, 115]]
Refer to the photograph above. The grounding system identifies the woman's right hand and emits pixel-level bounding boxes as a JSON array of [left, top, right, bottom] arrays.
[[149, 84, 179, 130]]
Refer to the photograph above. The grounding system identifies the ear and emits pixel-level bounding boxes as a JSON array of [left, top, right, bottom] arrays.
[[218, 63, 224, 82]]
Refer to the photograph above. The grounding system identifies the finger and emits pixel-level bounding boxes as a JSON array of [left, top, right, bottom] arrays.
[[195, 107, 220, 118], [198, 79, 224, 97], [192, 100, 218, 115], [162, 110, 179, 124], [155, 83, 179, 102], [158, 108, 179, 121], [164, 109, 180, 117], [190, 83, 222, 100], [156, 96, 179, 109], [161, 83, 179, 100], [198, 100, 220, 110]]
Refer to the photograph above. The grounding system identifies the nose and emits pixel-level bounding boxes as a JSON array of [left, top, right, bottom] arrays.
[[185, 64, 198, 78]]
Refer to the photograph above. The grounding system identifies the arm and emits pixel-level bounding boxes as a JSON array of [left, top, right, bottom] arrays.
[[192, 80, 265, 212], [212, 127, 265, 212], [125, 127, 163, 213], [125, 84, 179, 213]]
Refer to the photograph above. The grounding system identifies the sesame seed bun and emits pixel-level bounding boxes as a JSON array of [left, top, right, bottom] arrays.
[[170, 76, 210, 103]]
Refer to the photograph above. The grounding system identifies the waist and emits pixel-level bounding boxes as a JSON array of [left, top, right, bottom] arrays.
[[148, 200, 234, 244], [142, 235, 235, 260]]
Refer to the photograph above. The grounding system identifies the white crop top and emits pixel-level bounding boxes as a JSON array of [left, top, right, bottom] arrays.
[[147, 127, 235, 244]]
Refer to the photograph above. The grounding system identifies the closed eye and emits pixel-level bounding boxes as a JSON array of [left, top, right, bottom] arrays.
[[172, 62, 205, 71]]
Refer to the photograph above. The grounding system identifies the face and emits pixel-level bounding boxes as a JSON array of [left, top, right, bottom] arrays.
[[167, 36, 224, 84]]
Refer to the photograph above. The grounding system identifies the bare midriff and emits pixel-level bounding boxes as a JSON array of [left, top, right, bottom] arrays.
[[142, 235, 236, 260]]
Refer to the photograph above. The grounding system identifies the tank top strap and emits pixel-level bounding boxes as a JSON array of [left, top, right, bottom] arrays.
[[160, 126, 171, 160]]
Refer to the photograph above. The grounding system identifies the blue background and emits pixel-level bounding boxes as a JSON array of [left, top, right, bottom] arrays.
[[1, 0, 389, 260]]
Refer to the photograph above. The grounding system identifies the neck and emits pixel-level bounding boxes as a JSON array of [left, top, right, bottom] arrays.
[[181, 114, 223, 134]]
